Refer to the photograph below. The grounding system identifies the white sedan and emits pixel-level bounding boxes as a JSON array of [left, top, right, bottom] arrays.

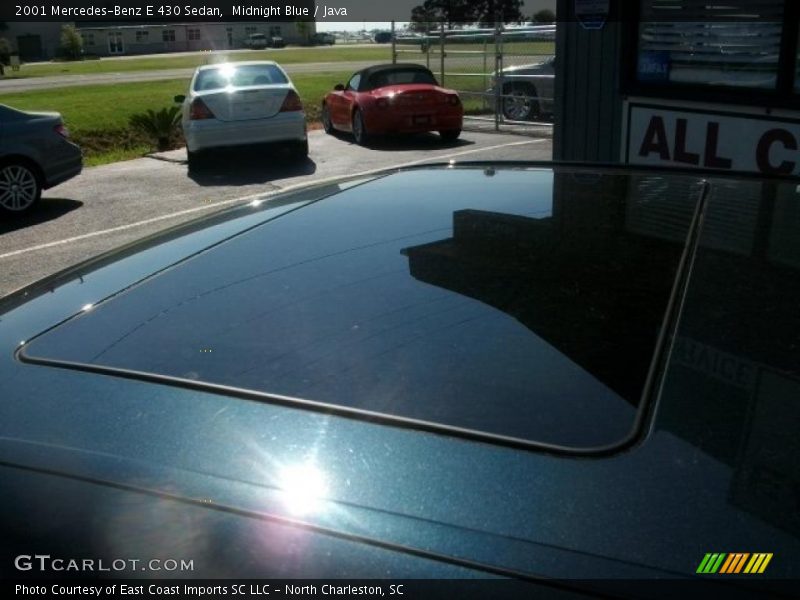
[[176, 61, 308, 168]]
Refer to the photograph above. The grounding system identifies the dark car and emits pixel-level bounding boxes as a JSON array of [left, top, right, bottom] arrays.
[[0, 104, 82, 214], [0, 164, 798, 592], [311, 32, 336, 46], [490, 56, 555, 121]]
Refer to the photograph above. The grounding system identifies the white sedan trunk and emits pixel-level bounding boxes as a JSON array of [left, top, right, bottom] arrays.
[[198, 86, 290, 122]]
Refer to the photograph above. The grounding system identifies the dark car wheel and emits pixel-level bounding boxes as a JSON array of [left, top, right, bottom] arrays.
[[321, 103, 334, 134], [352, 109, 369, 146], [187, 150, 201, 171], [0, 161, 42, 214], [502, 83, 540, 121], [294, 138, 309, 159], [439, 129, 461, 143]]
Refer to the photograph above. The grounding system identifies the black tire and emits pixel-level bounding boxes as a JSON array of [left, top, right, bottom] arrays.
[[187, 150, 202, 171], [352, 109, 369, 146], [321, 103, 334, 134], [294, 138, 309, 159], [0, 160, 42, 214], [502, 83, 540, 121], [439, 129, 461, 143]]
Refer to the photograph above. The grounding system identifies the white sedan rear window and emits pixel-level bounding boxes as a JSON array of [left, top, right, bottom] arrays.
[[194, 64, 288, 91]]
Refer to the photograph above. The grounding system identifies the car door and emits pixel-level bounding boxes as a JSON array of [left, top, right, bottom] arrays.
[[331, 72, 361, 130]]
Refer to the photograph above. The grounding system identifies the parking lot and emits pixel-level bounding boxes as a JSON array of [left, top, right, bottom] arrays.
[[0, 129, 551, 298]]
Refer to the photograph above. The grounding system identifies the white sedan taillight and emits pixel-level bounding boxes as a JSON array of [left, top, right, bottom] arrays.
[[190, 98, 215, 120]]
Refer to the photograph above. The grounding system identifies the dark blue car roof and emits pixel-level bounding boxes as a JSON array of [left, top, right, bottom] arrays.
[[19, 167, 707, 451], [3, 164, 800, 583]]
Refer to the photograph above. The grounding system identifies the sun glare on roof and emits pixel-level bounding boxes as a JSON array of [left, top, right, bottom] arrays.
[[278, 463, 328, 516]]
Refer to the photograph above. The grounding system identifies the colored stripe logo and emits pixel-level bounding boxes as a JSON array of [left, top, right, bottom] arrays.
[[696, 553, 773, 574]]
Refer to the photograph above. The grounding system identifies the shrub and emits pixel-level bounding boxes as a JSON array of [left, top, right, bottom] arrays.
[[0, 38, 10, 64], [128, 106, 182, 151]]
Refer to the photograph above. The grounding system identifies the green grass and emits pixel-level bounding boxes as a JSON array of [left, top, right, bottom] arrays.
[[3, 46, 391, 79], [0, 72, 352, 166], [2, 41, 552, 80]]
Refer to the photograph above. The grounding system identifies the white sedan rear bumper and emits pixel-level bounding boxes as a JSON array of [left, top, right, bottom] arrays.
[[184, 111, 306, 153]]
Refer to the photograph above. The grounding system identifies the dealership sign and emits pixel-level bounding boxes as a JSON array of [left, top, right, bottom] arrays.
[[625, 102, 800, 176]]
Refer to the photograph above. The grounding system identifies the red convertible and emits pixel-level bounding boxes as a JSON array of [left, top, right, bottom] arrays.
[[321, 64, 464, 145]]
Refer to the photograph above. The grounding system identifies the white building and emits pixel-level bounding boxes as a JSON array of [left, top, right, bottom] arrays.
[[77, 22, 316, 57]]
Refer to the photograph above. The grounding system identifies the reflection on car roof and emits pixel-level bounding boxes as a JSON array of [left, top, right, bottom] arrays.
[[20, 166, 709, 452]]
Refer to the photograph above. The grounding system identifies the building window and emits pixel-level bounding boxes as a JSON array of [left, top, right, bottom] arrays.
[[187, 29, 201, 41], [162, 29, 175, 42], [636, 0, 785, 89], [245, 26, 257, 36], [81, 33, 95, 46], [270, 26, 282, 37], [135, 30, 149, 43]]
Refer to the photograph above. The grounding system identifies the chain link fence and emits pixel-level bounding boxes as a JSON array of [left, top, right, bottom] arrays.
[[392, 24, 556, 136]]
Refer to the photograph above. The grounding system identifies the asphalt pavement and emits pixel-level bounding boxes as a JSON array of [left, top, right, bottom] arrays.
[[0, 130, 552, 298]]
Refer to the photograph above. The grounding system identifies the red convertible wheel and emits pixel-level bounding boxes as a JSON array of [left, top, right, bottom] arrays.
[[439, 129, 461, 143], [352, 109, 369, 146], [321, 103, 333, 134]]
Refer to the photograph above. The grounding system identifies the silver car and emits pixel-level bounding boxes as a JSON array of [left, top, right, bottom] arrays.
[[491, 56, 555, 121], [0, 104, 82, 214]]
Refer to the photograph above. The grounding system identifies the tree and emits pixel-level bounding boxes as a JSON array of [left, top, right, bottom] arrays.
[[411, 0, 472, 30], [410, 0, 525, 29], [60, 24, 83, 60], [532, 8, 556, 22], [0, 37, 9, 76], [296, 20, 312, 44], [473, 0, 526, 26]]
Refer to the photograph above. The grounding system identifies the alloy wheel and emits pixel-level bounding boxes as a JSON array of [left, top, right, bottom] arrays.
[[0, 164, 40, 213], [503, 89, 538, 121]]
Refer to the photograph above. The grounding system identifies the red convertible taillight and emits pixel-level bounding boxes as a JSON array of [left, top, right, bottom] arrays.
[[190, 98, 215, 120], [279, 90, 303, 112], [447, 95, 461, 106], [54, 123, 70, 138]]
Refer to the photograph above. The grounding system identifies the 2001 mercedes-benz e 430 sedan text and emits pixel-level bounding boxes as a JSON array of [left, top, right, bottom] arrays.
[[0, 164, 797, 595]]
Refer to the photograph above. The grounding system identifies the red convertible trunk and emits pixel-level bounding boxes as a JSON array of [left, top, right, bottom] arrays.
[[363, 84, 463, 134]]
